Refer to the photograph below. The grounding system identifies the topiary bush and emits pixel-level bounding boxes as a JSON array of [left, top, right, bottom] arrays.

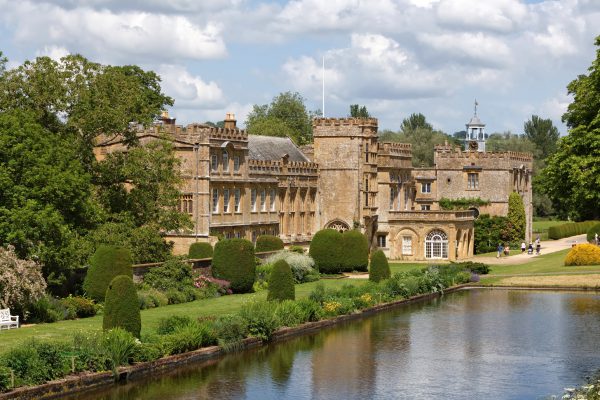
[[255, 235, 284, 253], [268, 260, 295, 301], [548, 221, 600, 240], [103, 275, 141, 338], [188, 242, 213, 259], [369, 250, 390, 282], [212, 239, 256, 293], [564, 244, 600, 266], [143, 257, 193, 292], [341, 230, 369, 272], [587, 223, 600, 243], [309, 229, 343, 273], [83, 245, 132, 302]]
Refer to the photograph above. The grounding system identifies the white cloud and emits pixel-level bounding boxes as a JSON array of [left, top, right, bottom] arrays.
[[159, 65, 225, 109], [35, 45, 70, 60], [436, 0, 528, 33]]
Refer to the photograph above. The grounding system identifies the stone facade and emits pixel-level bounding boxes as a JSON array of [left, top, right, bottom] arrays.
[[94, 112, 532, 261]]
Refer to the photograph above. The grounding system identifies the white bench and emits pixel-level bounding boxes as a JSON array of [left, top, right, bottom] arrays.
[[0, 308, 19, 330]]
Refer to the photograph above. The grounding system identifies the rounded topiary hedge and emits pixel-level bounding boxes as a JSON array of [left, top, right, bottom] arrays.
[[341, 230, 369, 272], [255, 235, 284, 253], [103, 275, 141, 338], [369, 249, 390, 282], [564, 243, 600, 266], [587, 223, 600, 243], [309, 229, 343, 273], [83, 245, 133, 302], [188, 242, 213, 259], [267, 260, 295, 301], [212, 238, 256, 293]]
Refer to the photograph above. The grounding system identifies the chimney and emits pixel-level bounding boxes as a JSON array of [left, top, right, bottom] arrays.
[[160, 110, 176, 125], [224, 113, 236, 129]]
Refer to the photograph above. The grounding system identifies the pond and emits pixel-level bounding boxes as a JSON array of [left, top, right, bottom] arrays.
[[70, 289, 600, 400]]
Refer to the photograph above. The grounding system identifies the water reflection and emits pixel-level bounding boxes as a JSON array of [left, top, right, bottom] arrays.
[[69, 289, 600, 400]]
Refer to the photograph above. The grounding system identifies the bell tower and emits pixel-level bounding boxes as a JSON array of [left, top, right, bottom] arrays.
[[464, 100, 486, 152]]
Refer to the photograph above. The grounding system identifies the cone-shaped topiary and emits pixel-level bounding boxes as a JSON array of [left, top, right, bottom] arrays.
[[188, 242, 213, 259], [341, 230, 369, 272], [267, 260, 295, 301], [309, 229, 343, 273], [212, 238, 256, 293], [255, 235, 284, 253], [103, 275, 141, 338], [369, 249, 390, 282], [83, 245, 133, 302], [565, 243, 600, 266]]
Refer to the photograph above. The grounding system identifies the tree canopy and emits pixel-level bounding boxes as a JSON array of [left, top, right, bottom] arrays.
[[523, 115, 560, 159], [245, 91, 317, 145], [541, 36, 600, 220], [349, 104, 370, 118]]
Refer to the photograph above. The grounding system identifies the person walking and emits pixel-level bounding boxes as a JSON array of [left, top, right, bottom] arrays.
[[528, 242, 533, 254], [535, 241, 541, 255], [497, 243, 503, 258], [521, 242, 526, 253]]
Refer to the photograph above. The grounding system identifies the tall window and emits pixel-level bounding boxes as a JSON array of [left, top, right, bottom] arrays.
[[222, 152, 229, 172], [425, 230, 448, 259], [223, 189, 230, 213], [365, 143, 369, 162], [234, 188, 241, 212], [233, 155, 240, 172], [212, 189, 219, 213], [211, 154, 218, 172], [377, 234, 387, 248], [468, 173, 479, 190], [270, 188, 276, 211], [421, 182, 431, 193], [402, 236, 412, 255], [251, 188, 257, 211], [260, 189, 266, 211], [390, 187, 397, 210]]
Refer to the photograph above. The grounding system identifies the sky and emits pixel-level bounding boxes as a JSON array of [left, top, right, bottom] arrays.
[[0, 0, 599, 135]]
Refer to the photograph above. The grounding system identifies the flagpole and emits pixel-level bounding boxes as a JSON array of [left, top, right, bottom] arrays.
[[322, 56, 325, 117]]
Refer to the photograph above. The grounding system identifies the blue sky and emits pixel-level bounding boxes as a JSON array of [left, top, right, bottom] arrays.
[[1, 0, 599, 136]]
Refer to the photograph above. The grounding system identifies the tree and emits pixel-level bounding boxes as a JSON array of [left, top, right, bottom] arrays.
[[541, 36, 600, 220], [523, 115, 560, 159], [349, 104, 370, 118], [0, 246, 47, 316], [507, 192, 526, 242], [486, 132, 537, 154], [245, 91, 317, 144], [400, 113, 433, 134]]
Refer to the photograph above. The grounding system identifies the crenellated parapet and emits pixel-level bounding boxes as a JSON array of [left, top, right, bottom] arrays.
[[208, 127, 248, 142], [313, 117, 378, 127], [378, 142, 412, 157], [248, 159, 319, 175], [435, 149, 533, 162], [286, 161, 319, 175]]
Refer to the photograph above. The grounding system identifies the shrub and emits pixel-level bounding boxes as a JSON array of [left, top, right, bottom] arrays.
[[212, 239, 256, 293], [61, 296, 97, 318], [564, 244, 600, 266], [163, 321, 215, 355], [263, 251, 318, 283], [1, 340, 68, 386], [255, 235, 284, 253], [474, 214, 511, 254], [71, 331, 110, 372], [143, 257, 193, 292], [103, 275, 141, 338], [193, 273, 232, 297], [309, 229, 343, 273], [587, 222, 600, 243], [288, 245, 305, 254], [102, 328, 136, 376], [453, 261, 490, 275], [255, 263, 273, 289], [188, 242, 213, 259], [132, 342, 164, 363], [341, 230, 369, 272], [83, 245, 132, 302], [548, 221, 600, 240], [213, 314, 249, 351], [238, 299, 280, 342], [164, 289, 188, 305], [0, 246, 46, 316], [0, 366, 11, 391], [138, 288, 169, 309], [295, 298, 323, 322], [369, 250, 390, 282], [268, 260, 295, 302], [27, 295, 75, 323], [274, 300, 305, 327], [157, 315, 195, 335], [507, 192, 526, 242]]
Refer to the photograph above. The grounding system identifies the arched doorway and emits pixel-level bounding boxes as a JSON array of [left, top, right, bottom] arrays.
[[325, 219, 350, 233], [425, 229, 448, 259]]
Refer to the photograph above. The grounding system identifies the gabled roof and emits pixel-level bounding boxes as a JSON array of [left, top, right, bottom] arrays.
[[248, 135, 309, 162]]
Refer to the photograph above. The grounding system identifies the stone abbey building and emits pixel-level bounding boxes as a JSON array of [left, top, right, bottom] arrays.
[[95, 111, 533, 262]]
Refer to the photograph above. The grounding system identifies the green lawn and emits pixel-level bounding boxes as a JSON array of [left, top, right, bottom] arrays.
[[532, 219, 568, 240], [0, 278, 367, 354]]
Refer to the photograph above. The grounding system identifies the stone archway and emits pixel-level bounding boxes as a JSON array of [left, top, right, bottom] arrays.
[[325, 219, 350, 233]]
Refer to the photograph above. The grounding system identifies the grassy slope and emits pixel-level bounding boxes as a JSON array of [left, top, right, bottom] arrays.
[[0, 279, 366, 354]]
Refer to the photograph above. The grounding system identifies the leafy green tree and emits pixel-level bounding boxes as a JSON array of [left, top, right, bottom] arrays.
[[474, 214, 511, 254], [349, 104, 370, 118], [485, 131, 537, 154], [507, 192, 526, 241], [245, 91, 317, 144], [400, 113, 433, 133], [523, 115, 560, 159], [541, 36, 600, 220]]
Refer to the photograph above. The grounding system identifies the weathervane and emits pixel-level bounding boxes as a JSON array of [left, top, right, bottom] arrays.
[[474, 99, 478, 117]]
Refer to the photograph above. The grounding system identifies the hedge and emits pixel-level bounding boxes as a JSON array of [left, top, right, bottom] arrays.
[[586, 223, 600, 243], [83, 245, 133, 302], [341, 230, 369, 272], [548, 221, 600, 240], [188, 242, 213, 259], [267, 260, 295, 301], [564, 244, 600, 266], [255, 235, 284, 253], [309, 229, 343, 273], [212, 239, 256, 293], [369, 250, 390, 282], [103, 275, 141, 338]]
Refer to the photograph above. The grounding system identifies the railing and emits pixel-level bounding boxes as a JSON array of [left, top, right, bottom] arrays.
[[388, 210, 474, 221]]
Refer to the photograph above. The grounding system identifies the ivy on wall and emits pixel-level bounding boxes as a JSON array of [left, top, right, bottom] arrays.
[[439, 197, 490, 210]]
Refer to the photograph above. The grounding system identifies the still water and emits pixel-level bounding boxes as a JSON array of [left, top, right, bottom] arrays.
[[72, 289, 600, 400]]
